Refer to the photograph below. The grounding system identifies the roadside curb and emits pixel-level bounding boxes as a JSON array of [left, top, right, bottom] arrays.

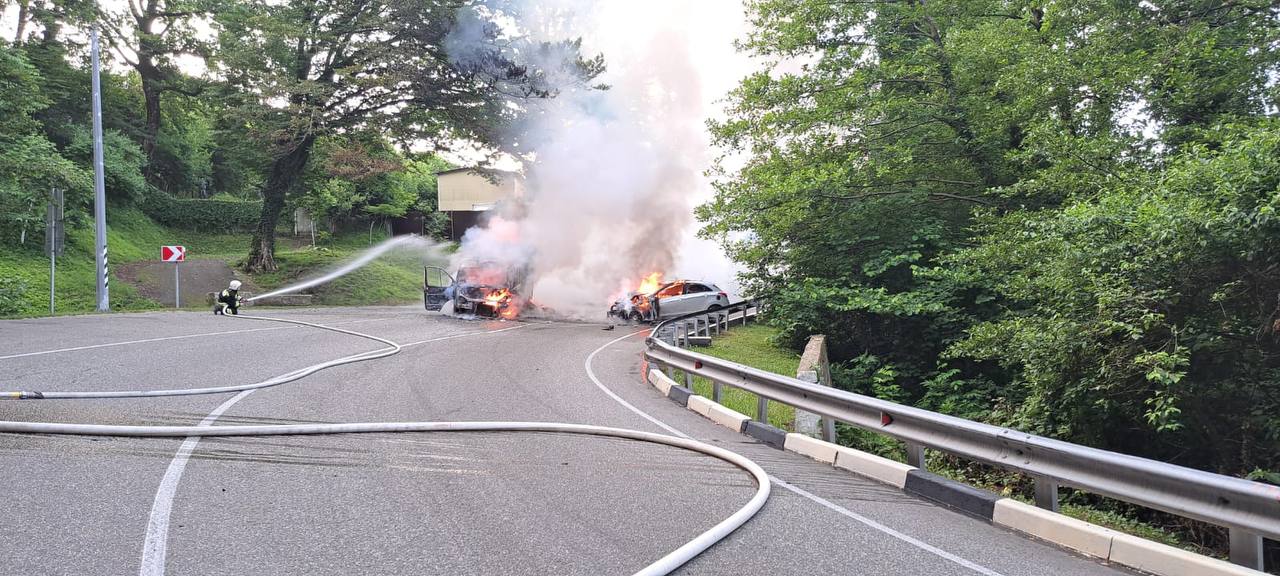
[[904, 470, 1001, 520], [644, 375, 1267, 576], [743, 421, 786, 448]]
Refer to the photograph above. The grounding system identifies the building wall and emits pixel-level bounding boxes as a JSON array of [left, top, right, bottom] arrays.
[[437, 170, 520, 212]]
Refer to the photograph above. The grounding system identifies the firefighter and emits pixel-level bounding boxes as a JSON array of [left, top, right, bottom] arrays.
[[214, 280, 243, 315]]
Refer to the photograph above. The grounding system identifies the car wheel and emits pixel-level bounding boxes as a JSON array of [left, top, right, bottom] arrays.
[[707, 304, 723, 312], [628, 310, 644, 323]]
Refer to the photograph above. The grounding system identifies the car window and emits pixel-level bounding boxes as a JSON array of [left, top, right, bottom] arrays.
[[685, 283, 712, 294], [655, 283, 683, 298]]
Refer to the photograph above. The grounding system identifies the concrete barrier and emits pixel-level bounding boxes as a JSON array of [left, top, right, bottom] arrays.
[[904, 470, 1001, 520], [833, 447, 915, 489], [1109, 534, 1267, 576], [783, 433, 839, 464], [648, 368, 676, 396], [743, 421, 787, 448], [993, 499, 1116, 559], [667, 385, 693, 407], [704, 401, 749, 433], [687, 395, 715, 417]]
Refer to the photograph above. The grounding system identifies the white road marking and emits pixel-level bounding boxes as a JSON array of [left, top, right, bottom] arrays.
[[0, 317, 387, 361], [138, 321, 522, 576], [139, 390, 252, 576], [583, 331, 1008, 576]]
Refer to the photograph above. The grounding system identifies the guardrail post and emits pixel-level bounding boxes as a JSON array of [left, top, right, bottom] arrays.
[[684, 368, 694, 391], [720, 312, 728, 332], [757, 396, 768, 424], [1034, 476, 1060, 513], [1229, 528, 1264, 570], [905, 442, 926, 469], [712, 381, 723, 403], [795, 335, 831, 438], [822, 418, 836, 443]]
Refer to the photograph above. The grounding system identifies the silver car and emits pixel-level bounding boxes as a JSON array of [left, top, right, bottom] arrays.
[[608, 280, 731, 322]]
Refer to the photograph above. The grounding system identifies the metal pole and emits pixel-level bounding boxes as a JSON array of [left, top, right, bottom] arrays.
[[712, 381, 722, 403], [174, 262, 180, 308], [49, 253, 55, 315], [905, 442, 926, 469], [1229, 528, 1264, 570], [90, 24, 109, 312], [756, 396, 768, 423], [1034, 476, 1060, 512]]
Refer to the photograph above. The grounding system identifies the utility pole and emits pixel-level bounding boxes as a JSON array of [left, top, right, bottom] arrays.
[[91, 23, 109, 312]]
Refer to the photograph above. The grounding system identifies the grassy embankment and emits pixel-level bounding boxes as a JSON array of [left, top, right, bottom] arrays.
[[677, 321, 1196, 554], [0, 208, 433, 317], [671, 323, 798, 431]]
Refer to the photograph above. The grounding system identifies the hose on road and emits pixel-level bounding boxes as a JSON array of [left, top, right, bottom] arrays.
[[0, 312, 771, 576], [2, 314, 400, 400]]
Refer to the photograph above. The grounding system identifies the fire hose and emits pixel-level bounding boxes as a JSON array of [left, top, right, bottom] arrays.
[[0, 313, 770, 576]]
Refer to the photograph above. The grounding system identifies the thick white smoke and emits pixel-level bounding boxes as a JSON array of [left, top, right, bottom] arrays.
[[446, 1, 715, 318]]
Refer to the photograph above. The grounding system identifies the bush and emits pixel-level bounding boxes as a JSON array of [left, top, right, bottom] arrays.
[[142, 190, 262, 232], [0, 277, 30, 316]]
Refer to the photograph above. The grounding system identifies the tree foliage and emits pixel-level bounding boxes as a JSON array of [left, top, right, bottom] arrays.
[[706, 0, 1280, 483], [213, 0, 604, 271]]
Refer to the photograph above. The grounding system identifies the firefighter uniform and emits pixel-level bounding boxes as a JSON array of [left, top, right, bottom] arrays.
[[215, 280, 243, 315]]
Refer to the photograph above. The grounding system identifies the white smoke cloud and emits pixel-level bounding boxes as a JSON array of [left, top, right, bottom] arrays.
[[447, 1, 751, 317]]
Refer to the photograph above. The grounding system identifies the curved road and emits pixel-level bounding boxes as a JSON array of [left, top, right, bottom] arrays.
[[0, 306, 1135, 575]]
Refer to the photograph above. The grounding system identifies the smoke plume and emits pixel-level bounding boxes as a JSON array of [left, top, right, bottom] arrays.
[[445, 1, 710, 318]]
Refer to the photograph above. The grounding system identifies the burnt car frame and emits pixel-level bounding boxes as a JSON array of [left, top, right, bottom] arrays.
[[607, 280, 730, 323], [424, 262, 530, 318]]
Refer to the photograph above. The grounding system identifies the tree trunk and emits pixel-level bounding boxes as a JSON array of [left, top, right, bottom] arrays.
[[13, 0, 30, 44], [141, 80, 162, 179], [247, 136, 316, 272]]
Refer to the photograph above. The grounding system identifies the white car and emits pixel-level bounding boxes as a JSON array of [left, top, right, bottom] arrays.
[[608, 280, 731, 322]]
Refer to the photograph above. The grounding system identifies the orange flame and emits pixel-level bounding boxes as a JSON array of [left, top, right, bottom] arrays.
[[484, 288, 520, 320], [637, 272, 662, 295]]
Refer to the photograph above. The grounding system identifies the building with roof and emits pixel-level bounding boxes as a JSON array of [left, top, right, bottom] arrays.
[[436, 168, 523, 241]]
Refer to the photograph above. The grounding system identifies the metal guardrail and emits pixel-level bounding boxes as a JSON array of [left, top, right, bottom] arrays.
[[644, 301, 1279, 570]]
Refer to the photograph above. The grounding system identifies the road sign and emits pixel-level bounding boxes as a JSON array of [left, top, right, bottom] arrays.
[[161, 245, 186, 262], [161, 245, 186, 308], [45, 188, 65, 258]]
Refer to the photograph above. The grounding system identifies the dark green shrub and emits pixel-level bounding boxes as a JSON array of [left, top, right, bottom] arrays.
[[0, 278, 30, 316], [142, 190, 262, 232]]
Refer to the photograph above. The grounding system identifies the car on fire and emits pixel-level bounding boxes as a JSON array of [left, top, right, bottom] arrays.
[[607, 280, 730, 323], [424, 262, 530, 319]]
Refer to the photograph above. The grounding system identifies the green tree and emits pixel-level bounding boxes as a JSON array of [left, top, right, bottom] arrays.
[[947, 123, 1280, 475], [97, 0, 211, 177], [0, 44, 90, 244], [215, 0, 604, 271], [707, 0, 1280, 480]]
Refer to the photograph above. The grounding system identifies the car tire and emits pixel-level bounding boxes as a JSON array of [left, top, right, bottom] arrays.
[[628, 310, 644, 323], [707, 304, 723, 312]]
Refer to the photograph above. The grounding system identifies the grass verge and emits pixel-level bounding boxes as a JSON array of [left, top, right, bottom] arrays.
[[0, 207, 443, 317], [671, 323, 798, 431]]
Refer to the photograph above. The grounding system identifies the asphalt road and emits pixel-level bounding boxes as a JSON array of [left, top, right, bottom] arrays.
[[0, 306, 1138, 575]]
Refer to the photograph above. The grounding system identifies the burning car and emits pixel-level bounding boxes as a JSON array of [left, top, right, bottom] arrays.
[[424, 261, 530, 319], [608, 278, 730, 323]]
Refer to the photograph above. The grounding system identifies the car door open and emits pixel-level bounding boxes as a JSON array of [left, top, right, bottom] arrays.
[[423, 266, 455, 311]]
